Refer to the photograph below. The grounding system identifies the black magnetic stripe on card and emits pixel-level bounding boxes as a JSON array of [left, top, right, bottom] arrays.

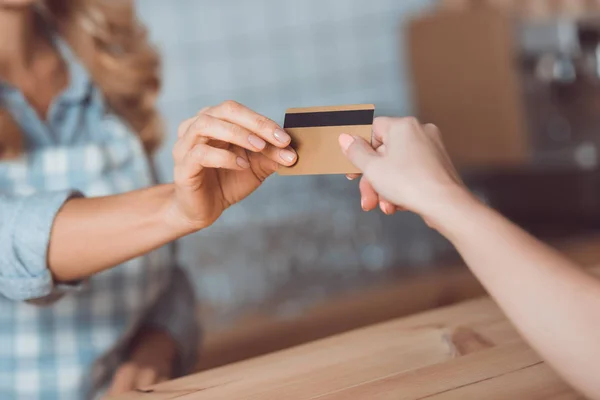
[[284, 109, 375, 129]]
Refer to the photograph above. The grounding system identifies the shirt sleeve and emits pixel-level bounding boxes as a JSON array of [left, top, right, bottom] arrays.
[[141, 265, 201, 377], [0, 190, 85, 302]]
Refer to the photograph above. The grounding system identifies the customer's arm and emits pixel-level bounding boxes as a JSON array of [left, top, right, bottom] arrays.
[[340, 117, 600, 400]]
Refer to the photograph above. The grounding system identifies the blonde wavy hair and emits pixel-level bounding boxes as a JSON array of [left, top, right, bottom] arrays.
[[0, 0, 162, 158]]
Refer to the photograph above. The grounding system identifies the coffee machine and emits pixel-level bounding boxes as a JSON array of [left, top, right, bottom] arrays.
[[520, 16, 600, 169], [409, 9, 600, 232]]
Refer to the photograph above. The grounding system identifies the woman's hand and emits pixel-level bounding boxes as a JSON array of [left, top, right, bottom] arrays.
[[339, 117, 469, 226], [107, 328, 177, 396], [165, 101, 297, 233], [47, 102, 295, 282]]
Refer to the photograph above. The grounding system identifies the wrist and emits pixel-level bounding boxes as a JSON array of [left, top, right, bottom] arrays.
[[159, 185, 206, 237], [420, 185, 483, 236]]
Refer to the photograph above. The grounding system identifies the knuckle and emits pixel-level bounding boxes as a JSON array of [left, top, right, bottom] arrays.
[[193, 115, 211, 132], [221, 100, 242, 115], [115, 363, 135, 375], [197, 106, 211, 115], [254, 115, 273, 132], [372, 117, 391, 137], [372, 116, 387, 129], [191, 144, 208, 162], [424, 123, 441, 135], [141, 366, 157, 377], [176, 118, 193, 138], [401, 116, 420, 127], [228, 123, 246, 139]]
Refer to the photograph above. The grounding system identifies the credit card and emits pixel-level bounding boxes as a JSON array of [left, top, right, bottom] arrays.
[[278, 104, 375, 176]]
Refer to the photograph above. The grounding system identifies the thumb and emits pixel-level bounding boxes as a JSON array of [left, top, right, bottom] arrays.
[[338, 134, 377, 172]]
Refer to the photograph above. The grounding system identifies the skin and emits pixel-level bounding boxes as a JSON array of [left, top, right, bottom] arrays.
[[0, 1, 297, 394], [340, 117, 600, 400]]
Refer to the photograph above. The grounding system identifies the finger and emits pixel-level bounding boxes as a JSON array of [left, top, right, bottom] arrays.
[[259, 144, 297, 166], [339, 134, 378, 173], [177, 117, 197, 138], [371, 116, 399, 148], [135, 368, 159, 389], [173, 116, 211, 165], [359, 177, 379, 211], [177, 145, 249, 186], [172, 129, 205, 166], [189, 114, 272, 153], [346, 173, 361, 181], [173, 115, 270, 164], [372, 116, 422, 147], [423, 123, 439, 136], [379, 200, 397, 215], [205, 101, 291, 148], [108, 365, 137, 396], [371, 117, 392, 148]]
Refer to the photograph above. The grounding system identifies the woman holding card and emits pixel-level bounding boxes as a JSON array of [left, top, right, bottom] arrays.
[[0, 0, 296, 398], [339, 118, 600, 399]]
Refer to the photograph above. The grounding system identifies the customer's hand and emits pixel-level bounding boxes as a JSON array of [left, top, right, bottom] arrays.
[[165, 101, 297, 232], [339, 117, 469, 225], [107, 328, 176, 396]]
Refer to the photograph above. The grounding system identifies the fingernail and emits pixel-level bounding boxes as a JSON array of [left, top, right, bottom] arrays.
[[386, 204, 394, 215], [361, 197, 367, 211], [274, 129, 291, 144], [339, 133, 355, 152], [380, 201, 388, 215], [248, 135, 267, 150], [346, 175, 353, 181], [279, 149, 296, 163], [379, 201, 390, 215], [236, 157, 250, 169]]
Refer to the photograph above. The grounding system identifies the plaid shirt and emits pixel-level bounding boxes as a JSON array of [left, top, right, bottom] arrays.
[[0, 25, 199, 399]]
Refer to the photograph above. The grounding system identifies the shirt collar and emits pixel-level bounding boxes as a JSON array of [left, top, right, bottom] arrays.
[[0, 20, 93, 105], [49, 29, 93, 105]]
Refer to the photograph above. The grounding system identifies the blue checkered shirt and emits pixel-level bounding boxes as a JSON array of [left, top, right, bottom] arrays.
[[0, 27, 199, 399]]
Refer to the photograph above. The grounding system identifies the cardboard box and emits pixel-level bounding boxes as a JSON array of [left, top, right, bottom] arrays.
[[439, 0, 600, 17], [408, 8, 529, 168]]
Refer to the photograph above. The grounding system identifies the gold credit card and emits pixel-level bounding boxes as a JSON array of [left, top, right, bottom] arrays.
[[278, 104, 375, 176]]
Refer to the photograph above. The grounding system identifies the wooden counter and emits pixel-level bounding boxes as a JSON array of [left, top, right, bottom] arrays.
[[110, 235, 600, 399], [114, 295, 587, 399], [196, 234, 600, 371]]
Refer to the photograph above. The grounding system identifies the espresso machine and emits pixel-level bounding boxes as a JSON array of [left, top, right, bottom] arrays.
[[520, 16, 600, 169], [409, 9, 600, 233]]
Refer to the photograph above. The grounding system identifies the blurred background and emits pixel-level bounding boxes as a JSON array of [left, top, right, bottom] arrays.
[[136, 0, 600, 370]]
